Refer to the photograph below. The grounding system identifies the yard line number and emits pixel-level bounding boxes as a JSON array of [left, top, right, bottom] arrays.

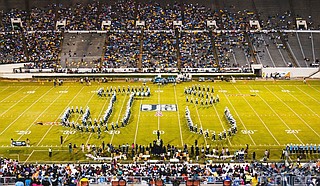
[[241, 130, 257, 134], [153, 130, 165, 135], [108, 130, 120, 135], [16, 130, 31, 135], [62, 130, 76, 135], [285, 129, 300, 134]]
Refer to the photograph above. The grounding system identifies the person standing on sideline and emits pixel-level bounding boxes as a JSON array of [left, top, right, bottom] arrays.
[[69, 143, 72, 153], [157, 130, 160, 139], [60, 136, 63, 145], [49, 148, 52, 157]]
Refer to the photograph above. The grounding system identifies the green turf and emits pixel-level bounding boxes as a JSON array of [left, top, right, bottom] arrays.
[[0, 80, 319, 163]]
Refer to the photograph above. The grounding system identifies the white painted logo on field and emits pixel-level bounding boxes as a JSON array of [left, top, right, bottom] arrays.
[[285, 129, 300, 134], [59, 91, 68, 94], [153, 130, 165, 135], [141, 104, 177, 112], [241, 130, 257, 134], [27, 91, 35, 94], [16, 130, 31, 135], [62, 130, 76, 135], [155, 111, 163, 117]]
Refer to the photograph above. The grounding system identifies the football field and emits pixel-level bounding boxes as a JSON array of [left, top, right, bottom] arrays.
[[0, 79, 319, 163]]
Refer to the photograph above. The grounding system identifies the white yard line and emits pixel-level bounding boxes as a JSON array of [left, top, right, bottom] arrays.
[[233, 85, 280, 145], [37, 86, 86, 146], [192, 103, 208, 147], [0, 87, 45, 136], [308, 84, 320, 93], [157, 85, 161, 130], [279, 85, 320, 119], [62, 87, 97, 144], [17, 87, 70, 141], [173, 85, 184, 147], [295, 86, 320, 105], [0, 87, 23, 103], [23, 150, 34, 164], [211, 98, 232, 146], [85, 96, 110, 146], [133, 99, 143, 145], [218, 86, 256, 145], [23, 149, 69, 164], [0, 87, 28, 117], [0, 95, 29, 118], [264, 86, 320, 138], [249, 86, 303, 144], [109, 93, 127, 144], [0, 86, 9, 92]]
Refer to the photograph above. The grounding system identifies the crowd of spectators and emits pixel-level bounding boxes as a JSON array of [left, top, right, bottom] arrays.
[[0, 32, 26, 63], [104, 31, 140, 68], [25, 31, 62, 69], [142, 31, 177, 69], [1, 156, 319, 185], [180, 31, 215, 68], [137, 2, 182, 30], [56, 2, 99, 31], [28, 5, 56, 31], [0, 0, 319, 70]]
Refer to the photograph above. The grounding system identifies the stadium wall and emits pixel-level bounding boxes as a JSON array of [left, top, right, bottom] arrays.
[[1, 63, 319, 79], [262, 67, 319, 79]]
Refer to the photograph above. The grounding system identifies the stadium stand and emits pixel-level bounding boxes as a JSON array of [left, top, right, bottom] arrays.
[[60, 32, 105, 68], [105, 31, 140, 69], [1, 1, 320, 185], [0, 0, 320, 73], [1, 157, 319, 185]]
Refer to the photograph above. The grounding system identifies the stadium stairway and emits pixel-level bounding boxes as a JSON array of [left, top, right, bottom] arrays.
[[60, 33, 106, 68], [277, 31, 299, 67]]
